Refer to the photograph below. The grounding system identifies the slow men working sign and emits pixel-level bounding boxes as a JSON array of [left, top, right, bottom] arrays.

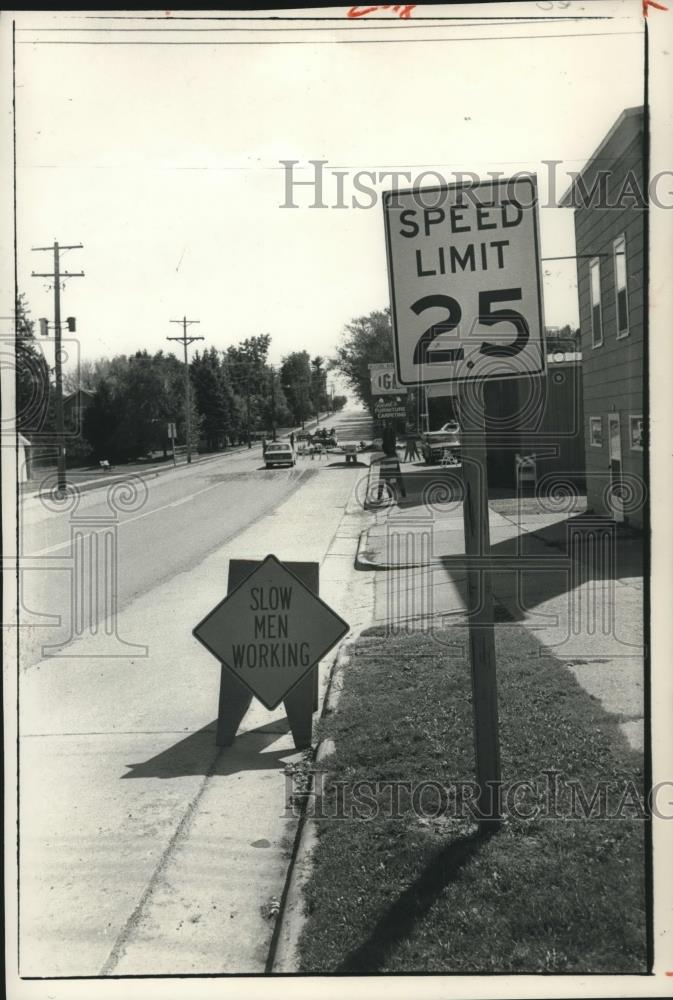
[[192, 554, 349, 710], [383, 176, 545, 385]]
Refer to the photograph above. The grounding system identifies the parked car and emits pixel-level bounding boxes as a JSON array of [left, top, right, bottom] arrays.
[[264, 441, 296, 469], [310, 427, 338, 449], [420, 421, 461, 465]]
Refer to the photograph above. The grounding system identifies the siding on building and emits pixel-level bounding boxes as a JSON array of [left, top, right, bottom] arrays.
[[562, 108, 645, 528], [482, 359, 585, 490]]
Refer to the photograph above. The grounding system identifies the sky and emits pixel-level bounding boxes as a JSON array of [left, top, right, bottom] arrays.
[[11, 3, 645, 376]]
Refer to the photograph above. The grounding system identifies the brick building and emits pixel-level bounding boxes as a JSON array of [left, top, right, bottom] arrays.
[[561, 106, 645, 528]]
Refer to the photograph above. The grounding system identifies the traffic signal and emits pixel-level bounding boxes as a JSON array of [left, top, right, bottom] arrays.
[[39, 318, 49, 336], [66, 317, 76, 332]]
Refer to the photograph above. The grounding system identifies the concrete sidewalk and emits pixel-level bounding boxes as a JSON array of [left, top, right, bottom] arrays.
[[18, 461, 374, 976], [357, 500, 645, 752]]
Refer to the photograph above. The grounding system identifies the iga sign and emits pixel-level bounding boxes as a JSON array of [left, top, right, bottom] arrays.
[[383, 177, 545, 385], [369, 362, 408, 395]]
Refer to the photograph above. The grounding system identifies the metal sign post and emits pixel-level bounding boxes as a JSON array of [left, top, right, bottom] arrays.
[[167, 422, 177, 466], [383, 175, 546, 830], [457, 381, 501, 827]]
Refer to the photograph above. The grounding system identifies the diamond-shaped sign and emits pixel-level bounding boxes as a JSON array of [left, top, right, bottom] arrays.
[[192, 554, 349, 710]]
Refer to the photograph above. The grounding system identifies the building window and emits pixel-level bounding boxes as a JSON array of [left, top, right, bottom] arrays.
[[629, 415, 643, 451], [614, 235, 629, 337], [590, 416, 603, 447], [589, 258, 603, 347]]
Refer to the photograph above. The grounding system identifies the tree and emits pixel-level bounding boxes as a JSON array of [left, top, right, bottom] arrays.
[[225, 335, 272, 443], [114, 351, 172, 458], [310, 356, 328, 416], [81, 350, 199, 462], [83, 378, 122, 461], [330, 308, 394, 412], [191, 347, 236, 451], [63, 357, 118, 393], [258, 369, 292, 439], [280, 351, 313, 428], [545, 324, 580, 352]]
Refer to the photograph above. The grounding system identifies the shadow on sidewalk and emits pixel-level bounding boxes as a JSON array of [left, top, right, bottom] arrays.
[[433, 513, 644, 626], [121, 718, 295, 780], [335, 829, 494, 974]]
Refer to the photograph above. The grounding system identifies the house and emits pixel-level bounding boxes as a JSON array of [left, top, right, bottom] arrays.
[[561, 106, 645, 529], [63, 387, 95, 435]]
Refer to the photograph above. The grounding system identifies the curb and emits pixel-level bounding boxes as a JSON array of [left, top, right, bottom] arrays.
[[22, 468, 163, 501], [362, 450, 397, 512], [354, 525, 449, 572], [270, 487, 374, 973], [270, 641, 353, 974], [355, 525, 379, 571], [21, 445, 256, 502]]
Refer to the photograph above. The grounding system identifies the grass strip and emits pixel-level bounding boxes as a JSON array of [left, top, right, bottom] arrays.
[[296, 623, 646, 974]]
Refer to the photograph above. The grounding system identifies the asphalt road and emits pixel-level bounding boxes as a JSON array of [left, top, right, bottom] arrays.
[[18, 449, 314, 668], [17, 407, 377, 669]]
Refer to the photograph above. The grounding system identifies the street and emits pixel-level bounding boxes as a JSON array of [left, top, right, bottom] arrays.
[[17, 405, 375, 976], [6, 9, 662, 990]]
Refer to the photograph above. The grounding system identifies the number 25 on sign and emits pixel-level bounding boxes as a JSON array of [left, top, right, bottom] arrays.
[[383, 176, 546, 386]]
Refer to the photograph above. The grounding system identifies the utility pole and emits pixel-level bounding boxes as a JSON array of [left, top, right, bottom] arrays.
[[270, 368, 277, 441], [31, 241, 84, 493], [246, 363, 252, 449], [167, 317, 204, 464]]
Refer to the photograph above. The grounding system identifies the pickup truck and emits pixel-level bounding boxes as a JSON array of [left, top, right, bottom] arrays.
[[420, 421, 461, 465]]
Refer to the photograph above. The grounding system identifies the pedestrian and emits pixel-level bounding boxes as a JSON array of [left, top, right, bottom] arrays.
[[403, 433, 420, 463], [262, 438, 267, 454], [290, 432, 295, 448]]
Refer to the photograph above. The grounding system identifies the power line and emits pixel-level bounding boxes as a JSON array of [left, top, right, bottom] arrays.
[[53, 12, 618, 21], [17, 30, 641, 46], [17, 18, 614, 33]]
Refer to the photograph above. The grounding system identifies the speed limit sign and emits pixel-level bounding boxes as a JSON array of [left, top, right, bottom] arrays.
[[383, 176, 545, 386]]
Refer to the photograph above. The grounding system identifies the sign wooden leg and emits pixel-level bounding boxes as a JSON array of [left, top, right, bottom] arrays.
[[459, 382, 502, 830], [216, 665, 253, 746], [283, 670, 316, 751]]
